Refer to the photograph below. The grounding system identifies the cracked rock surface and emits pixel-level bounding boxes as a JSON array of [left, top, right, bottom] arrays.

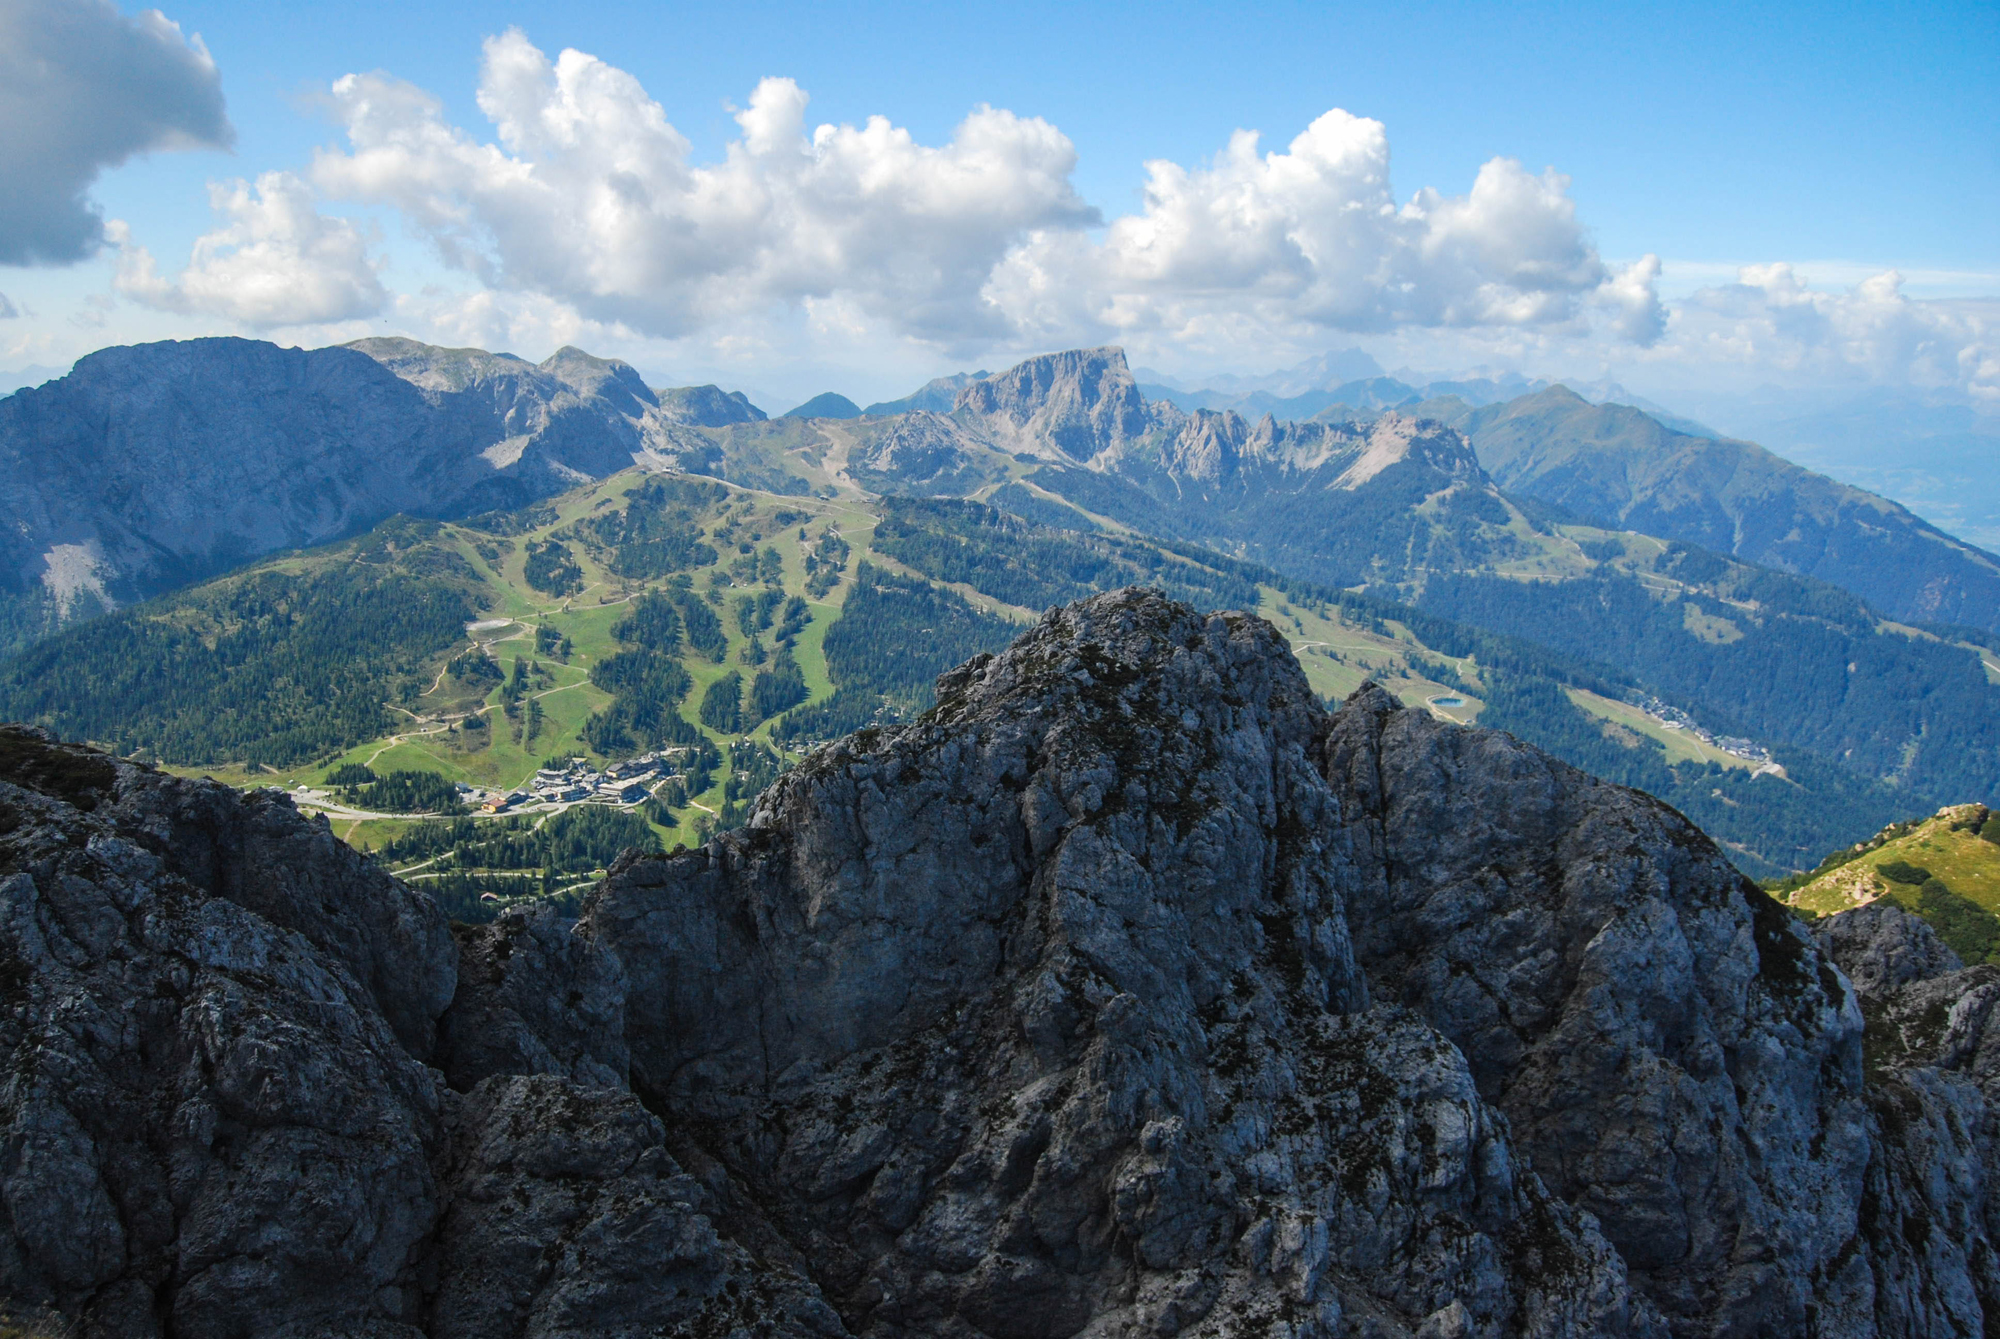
[[1, 590, 1997, 1336]]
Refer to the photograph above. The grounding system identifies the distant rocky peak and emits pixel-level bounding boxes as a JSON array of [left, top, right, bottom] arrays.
[[954, 346, 1152, 461], [538, 345, 659, 411], [650, 383, 768, 426], [1121, 402, 1480, 494], [342, 336, 540, 393], [1335, 411, 1482, 489]]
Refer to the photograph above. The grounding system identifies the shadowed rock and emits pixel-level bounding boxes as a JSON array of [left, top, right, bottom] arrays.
[[581, 592, 1642, 1335], [1818, 899, 1965, 998], [3, 591, 1999, 1336]]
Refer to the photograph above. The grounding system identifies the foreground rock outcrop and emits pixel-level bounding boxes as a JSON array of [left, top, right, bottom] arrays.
[[1, 589, 1997, 1336]]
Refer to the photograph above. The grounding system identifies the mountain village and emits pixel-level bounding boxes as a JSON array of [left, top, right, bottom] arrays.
[[474, 749, 688, 813]]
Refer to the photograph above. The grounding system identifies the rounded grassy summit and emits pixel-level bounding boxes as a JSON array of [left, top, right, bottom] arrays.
[[780, 390, 862, 419]]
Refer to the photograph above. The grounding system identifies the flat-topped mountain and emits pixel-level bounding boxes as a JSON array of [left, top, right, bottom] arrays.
[[953, 344, 1154, 459], [4, 590, 1998, 1336], [0, 336, 763, 653]]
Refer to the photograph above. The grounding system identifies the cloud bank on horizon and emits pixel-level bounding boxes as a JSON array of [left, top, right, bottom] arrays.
[[4, 15, 1995, 401]]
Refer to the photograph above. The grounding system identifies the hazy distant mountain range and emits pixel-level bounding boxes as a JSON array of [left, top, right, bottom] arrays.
[[1142, 353, 2000, 557], [4, 333, 1994, 646], [1134, 346, 1388, 398], [1127, 363, 2000, 632], [1428, 386, 2000, 632], [1693, 386, 2000, 553]]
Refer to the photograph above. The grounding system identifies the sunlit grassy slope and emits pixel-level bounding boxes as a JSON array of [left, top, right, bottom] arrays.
[[166, 471, 893, 852], [151, 468, 1521, 852], [1785, 805, 2000, 918], [82, 462, 1916, 881]]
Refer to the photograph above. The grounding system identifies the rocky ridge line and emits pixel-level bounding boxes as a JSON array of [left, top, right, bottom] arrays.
[[0, 337, 762, 641], [0, 589, 1993, 1336]]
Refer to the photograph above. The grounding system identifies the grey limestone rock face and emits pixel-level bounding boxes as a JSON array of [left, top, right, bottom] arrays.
[[7, 591, 2000, 1337], [952, 346, 1153, 461], [435, 904, 629, 1091], [0, 729, 453, 1337], [0, 337, 763, 647], [1323, 685, 1876, 1333], [580, 594, 1653, 1336], [0, 727, 838, 1338], [566, 590, 2000, 1337], [429, 1075, 842, 1339], [1817, 899, 1965, 998], [1810, 900, 2000, 1335]]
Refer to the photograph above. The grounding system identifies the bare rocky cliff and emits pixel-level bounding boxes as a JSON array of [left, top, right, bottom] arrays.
[[926, 348, 1502, 586], [946, 347, 1485, 499], [952, 346, 1153, 462], [1, 590, 1996, 1336]]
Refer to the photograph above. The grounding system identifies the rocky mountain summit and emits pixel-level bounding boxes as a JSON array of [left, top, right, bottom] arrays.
[[845, 350, 1485, 527], [916, 347, 2000, 635], [0, 337, 762, 650], [840, 348, 1500, 582], [953, 346, 1156, 460], [944, 346, 1481, 490], [3, 587, 1998, 1337]]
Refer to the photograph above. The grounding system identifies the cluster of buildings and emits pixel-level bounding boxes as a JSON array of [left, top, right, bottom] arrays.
[[471, 751, 684, 814], [1634, 696, 1776, 767]]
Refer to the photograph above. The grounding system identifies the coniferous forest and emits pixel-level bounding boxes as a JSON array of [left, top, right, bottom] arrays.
[[0, 456, 1989, 886]]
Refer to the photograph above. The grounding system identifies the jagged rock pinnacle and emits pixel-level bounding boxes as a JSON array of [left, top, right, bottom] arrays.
[[0, 591, 1993, 1336]]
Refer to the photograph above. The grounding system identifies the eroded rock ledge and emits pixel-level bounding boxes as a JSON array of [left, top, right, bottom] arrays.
[[0, 590, 1993, 1337]]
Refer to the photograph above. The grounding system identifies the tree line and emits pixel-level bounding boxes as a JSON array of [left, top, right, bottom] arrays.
[[0, 523, 481, 766]]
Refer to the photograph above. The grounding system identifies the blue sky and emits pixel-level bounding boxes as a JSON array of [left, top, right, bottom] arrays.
[[3, 0, 1996, 405]]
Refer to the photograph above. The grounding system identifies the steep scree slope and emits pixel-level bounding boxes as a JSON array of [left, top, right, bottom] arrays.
[[1, 591, 1996, 1336]]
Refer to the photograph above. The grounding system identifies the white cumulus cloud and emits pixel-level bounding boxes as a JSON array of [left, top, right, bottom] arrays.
[[314, 31, 1097, 344], [0, 0, 232, 265], [112, 171, 388, 327], [308, 33, 1660, 358], [1666, 265, 1999, 397], [991, 111, 1661, 349]]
